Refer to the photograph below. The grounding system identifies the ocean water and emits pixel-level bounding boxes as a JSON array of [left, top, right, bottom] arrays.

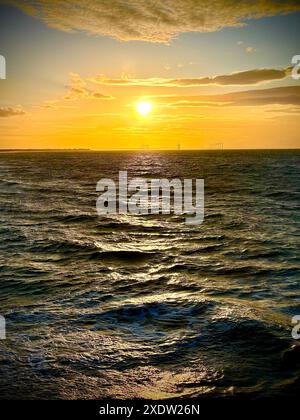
[[0, 150, 300, 399]]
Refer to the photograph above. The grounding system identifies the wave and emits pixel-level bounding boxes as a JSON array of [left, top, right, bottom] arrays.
[[88, 249, 158, 262]]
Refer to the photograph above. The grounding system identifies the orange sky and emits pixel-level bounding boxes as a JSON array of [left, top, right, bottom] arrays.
[[0, 1, 300, 149]]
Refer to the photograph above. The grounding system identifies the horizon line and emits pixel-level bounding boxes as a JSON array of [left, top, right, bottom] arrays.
[[0, 148, 300, 152]]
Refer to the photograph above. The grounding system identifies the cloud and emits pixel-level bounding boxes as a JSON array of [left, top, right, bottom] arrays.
[[0, 106, 26, 117], [266, 107, 300, 114], [64, 72, 87, 100], [91, 92, 113, 100], [64, 72, 114, 100], [245, 46, 257, 54], [154, 86, 300, 107], [90, 67, 291, 87], [40, 100, 79, 109], [9, 0, 300, 42], [218, 86, 300, 107], [236, 41, 257, 53], [167, 67, 290, 86]]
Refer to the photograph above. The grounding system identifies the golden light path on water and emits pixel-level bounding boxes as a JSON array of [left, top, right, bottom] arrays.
[[0, 150, 299, 399]]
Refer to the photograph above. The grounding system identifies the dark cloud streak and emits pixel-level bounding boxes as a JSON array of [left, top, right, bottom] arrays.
[[0, 106, 26, 117], [154, 86, 300, 107]]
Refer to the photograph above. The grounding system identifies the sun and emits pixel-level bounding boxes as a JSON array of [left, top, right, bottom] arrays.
[[136, 101, 152, 116]]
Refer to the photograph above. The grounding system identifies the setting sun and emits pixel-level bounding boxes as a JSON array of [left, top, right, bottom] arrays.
[[136, 101, 152, 116]]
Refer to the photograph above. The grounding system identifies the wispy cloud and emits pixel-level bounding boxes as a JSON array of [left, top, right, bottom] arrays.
[[90, 67, 291, 87], [245, 46, 257, 54], [153, 86, 300, 107], [40, 101, 79, 109], [0, 106, 26, 117], [9, 0, 300, 42], [64, 72, 114, 101]]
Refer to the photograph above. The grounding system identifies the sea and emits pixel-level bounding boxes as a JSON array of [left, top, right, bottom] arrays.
[[0, 150, 299, 399]]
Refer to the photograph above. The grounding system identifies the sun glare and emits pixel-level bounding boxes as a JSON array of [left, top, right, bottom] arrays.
[[136, 101, 152, 116]]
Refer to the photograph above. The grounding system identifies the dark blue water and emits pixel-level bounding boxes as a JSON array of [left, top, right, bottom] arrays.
[[0, 150, 300, 399]]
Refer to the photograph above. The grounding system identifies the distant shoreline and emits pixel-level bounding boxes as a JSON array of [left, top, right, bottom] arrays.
[[0, 149, 91, 152], [0, 148, 300, 153]]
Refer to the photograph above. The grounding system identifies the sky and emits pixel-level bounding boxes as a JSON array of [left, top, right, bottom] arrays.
[[0, 0, 300, 150]]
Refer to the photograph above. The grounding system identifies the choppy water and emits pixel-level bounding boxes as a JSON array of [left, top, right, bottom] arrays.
[[0, 150, 300, 399]]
